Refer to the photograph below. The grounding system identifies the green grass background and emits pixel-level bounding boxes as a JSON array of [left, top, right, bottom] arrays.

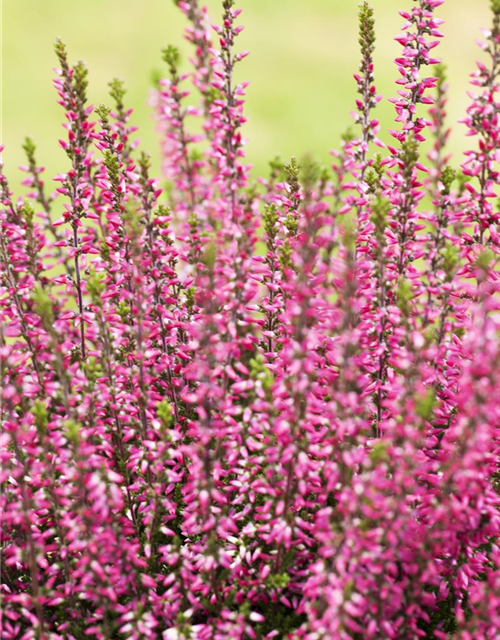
[[1, 0, 490, 192]]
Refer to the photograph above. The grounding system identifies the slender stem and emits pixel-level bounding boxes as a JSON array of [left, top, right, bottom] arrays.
[[72, 221, 86, 359]]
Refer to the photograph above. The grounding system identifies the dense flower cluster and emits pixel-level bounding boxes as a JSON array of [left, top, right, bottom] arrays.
[[1, 0, 500, 638]]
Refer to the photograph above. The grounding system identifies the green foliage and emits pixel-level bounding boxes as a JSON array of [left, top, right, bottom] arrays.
[[341, 217, 356, 252], [400, 134, 419, 182], [440, 166, 456, 195], [434, 62, 447, 89], [396, 278, 413, 315], [54, 37, 69, 72], [249, 355, 274, 393], [442, 242, 459, 281], [204, 85, 223, 106], [284, 156, 300, 198], [95, 104, 111, 123], [174, 612, 193, 639], [87, 267, 106, 304], [117, 301, 131, 323], [100, 238, 110, 262], [108, 77, 127, 112], [150, 68, 163, 88], [65, 419, 81, 445], [188, 213, 199, 230], [419, 586, 460, 637], [476, 248, 495, 273], [263, 203, 278, 240], [32, 285, 54, 327], [358, 2, 375, 59], [32, 399, 48, 437], [265, 572, 290, 590], [279, 238, 292, 270], [283, 156, 301, 238], [82, 357, 103, 384], [103, 149, 121, 198], [54, 38, 89, 125], [493, 0, 500, 41], [369, 440, 389, 465], [254, 601, 307, 640], [365, 154, 385, 194], [299, 154, 328, 192], [22, 136, 37, 164], [73, 60, 89, 108], [185, 287, 197, 312], [370, 195, 390, 248], [268, 155, 286, 184], [123, 201, 143, 239], [157, 400, 174, 430], [455, 170, 468, 197], [21, 202, 35, 229], [154, 203, 171, 225], [162, 44, 180, 77], [415, 388, 437, 421], [341, 127, 355, 144], [201, 241, 217, 271], [139, 151, 152, 174], [283, 213, 298, 236]]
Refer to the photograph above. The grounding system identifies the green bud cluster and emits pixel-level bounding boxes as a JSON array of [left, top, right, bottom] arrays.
[[162, 44, 181, 78], [365, 154, 385, 194], [440, 166, 456, 196], [358, 2, 376, 62], [109, 78, 127, 113], [400, 135, 419, 184]]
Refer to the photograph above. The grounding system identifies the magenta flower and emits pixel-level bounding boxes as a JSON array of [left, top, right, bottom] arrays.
[[2, 1, 500, 639]]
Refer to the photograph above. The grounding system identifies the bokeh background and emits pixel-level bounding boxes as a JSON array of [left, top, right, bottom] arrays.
[[2, 0, 490, 191]]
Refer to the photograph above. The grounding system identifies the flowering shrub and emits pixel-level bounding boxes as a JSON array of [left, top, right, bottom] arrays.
[[2, 0, 500, 638]]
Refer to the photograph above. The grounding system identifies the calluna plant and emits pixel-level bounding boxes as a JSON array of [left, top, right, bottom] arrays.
[[2, 0, 500, 638]]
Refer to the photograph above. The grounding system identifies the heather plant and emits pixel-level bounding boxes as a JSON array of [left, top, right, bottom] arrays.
[[1, 0, 500, 639]]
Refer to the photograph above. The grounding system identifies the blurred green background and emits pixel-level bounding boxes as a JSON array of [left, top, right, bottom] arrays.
[[2, 0, 490, 192]]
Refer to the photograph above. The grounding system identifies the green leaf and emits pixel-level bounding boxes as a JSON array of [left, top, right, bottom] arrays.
[[33, 399, 48, 436], [415, 388, 437, 421], [369, 440, 389, 465], [32, 285, 54, 327]]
